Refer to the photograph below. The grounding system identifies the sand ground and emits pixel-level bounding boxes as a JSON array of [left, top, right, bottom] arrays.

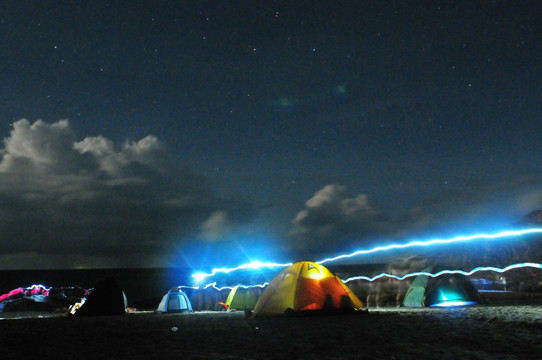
[[1, 304, 541, 359]]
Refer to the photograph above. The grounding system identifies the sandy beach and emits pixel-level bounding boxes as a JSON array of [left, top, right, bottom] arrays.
[[1, 302, 541, 360]]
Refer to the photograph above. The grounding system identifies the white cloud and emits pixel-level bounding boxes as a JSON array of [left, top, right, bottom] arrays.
[[73, 134, 164, 177], [290, 184, 386, 250], [0, 119, 249, 268], [0, 119, 77, 172]]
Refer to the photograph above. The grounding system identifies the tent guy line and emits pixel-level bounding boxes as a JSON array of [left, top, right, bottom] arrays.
[[192, 228, 542, 284]]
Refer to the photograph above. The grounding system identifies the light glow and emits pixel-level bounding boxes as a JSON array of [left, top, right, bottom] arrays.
[[430, 290, 478, 308], [306, 266, 325, 279], [431, 300, 478, 307], [191, 228, 542, 284]]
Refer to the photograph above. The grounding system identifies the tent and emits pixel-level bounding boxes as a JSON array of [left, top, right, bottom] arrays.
[[252, 261, 363, 316], [73, 278, 127, 316], [225, 285, 262, 310], [156, 287, 193, 313], [403, 269, 481, 307], [183, 286, 229, 311]]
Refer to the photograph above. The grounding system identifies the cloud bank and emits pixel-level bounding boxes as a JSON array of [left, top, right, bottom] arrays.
[[288, 179, 542, 260], [290, 184, 389, 252], [2, 120, 539, 269], [0, 119, 248, 268]]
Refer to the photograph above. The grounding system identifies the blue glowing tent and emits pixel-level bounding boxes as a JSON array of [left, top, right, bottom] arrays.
[[403, 269, 481, 307]]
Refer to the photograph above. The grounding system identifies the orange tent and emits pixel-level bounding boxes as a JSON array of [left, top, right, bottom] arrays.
[[252, 261, 363, 316]]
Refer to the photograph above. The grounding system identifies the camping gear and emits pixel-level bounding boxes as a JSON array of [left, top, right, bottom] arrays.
[[156, 287, 193, 313], [73, 278, 127, 316], [225, 285, 262, 310], [252, 261, 363, 316], [403, 269, 481, 307]]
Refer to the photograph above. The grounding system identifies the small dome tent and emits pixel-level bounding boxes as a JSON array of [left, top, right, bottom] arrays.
[[73, 278, 127, 316], [157, 287, 193, 313], [403, 268, 481, 307], [225, 284, 262, 310], [252, 261, 363, 316]]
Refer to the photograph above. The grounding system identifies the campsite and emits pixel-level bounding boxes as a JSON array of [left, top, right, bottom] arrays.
[[2, 2, 542, 358], [1, 262, 542, 359]]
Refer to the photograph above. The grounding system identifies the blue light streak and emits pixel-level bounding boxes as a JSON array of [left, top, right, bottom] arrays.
[[191, 228, 542, 283], [342, 262, 542, 283], [181, 282, 269, 292], [317, 228, 542, 265], [185, 262, 542, 291], [192, 260, 293, 283]]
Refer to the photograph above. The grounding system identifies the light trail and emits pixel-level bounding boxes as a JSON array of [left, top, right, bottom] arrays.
[[192, 260, 293, 283], [0, 284, 50, 301], [191, 228, 542, 284], [317, 228, 542, 264], [181, 282, 269, 292], [185, 262, 542, 291], [342, 262, 542, 283]]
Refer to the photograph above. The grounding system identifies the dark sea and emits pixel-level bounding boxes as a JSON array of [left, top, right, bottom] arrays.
[[0, 268, 192, 304]]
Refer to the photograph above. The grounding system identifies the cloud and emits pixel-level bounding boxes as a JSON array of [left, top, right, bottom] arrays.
[[199, 211, 234, 241], [289, 184, 388, 252], [0, 119, 250, 269], [287, 182, 542, 263], [401, 178, 542, 234], [516, 189, 542, 216]]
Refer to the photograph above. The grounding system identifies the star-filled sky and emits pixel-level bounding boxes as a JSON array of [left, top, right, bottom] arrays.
[[1, 1, 541, 270]]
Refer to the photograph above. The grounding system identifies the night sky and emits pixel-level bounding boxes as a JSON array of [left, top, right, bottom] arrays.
[[1, 1, 541, 270]]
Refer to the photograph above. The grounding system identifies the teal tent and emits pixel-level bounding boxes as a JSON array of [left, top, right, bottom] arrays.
[[403, 268, 481, 307]]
